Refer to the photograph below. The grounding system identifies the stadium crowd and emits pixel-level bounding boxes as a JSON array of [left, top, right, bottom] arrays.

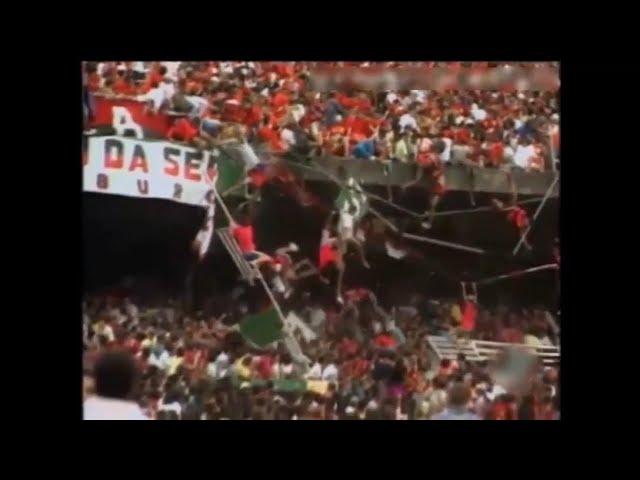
[[83, 62, 560, 171], [82, 61, 560, 421], [83, 287, 560, 420]]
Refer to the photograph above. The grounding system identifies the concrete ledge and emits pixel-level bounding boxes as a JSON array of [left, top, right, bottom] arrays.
[[284, 155, 559, 196]]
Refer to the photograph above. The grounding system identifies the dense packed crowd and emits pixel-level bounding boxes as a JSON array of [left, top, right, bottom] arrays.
[[83, 287, 560, 420], [83, 62, 560, 171]]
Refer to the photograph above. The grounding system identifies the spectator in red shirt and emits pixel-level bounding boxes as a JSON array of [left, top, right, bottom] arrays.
[[140, 65, 166, 94], [271, 90, 291, 119], [488, 394, 518, 420], [112, 75, 137, 96], [373, 331, 398, 350], [183, 343, 207, 378], [167, 117, 205, 149], [255, 353, 275, 380], [244, 97, 264, 129], [256, 116, 286, 153], [222, 97, 246, 123], [230, 210, 273, 267], [491, 173, 531, 251]]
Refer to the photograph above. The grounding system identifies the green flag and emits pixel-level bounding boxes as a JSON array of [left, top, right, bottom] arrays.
[[231, 378, 308, 394], [273, 379, 307, 393], [335, 177, 368, 221], [239, 308, 283, 348], [215, 150, 246, 193]]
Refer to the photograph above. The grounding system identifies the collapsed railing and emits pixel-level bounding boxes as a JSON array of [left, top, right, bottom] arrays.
[[427, 335, 560, 365]]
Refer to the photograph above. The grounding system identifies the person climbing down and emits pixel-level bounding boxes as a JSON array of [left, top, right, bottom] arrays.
[[491, 171, 532, 251]]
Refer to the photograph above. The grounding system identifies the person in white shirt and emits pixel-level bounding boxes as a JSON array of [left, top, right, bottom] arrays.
[[289, 103, 306, 124], [399, 111, 419, 132], [132, 62, 145, 74], [98, 320, 115, 343], [308, 305, 327, 333], [385, 91, 399, 105], [212, 351, 230, 379], [305, 359, 323, 380], [272, 352, 295, 379], [439, 136, 452, 163], [513, 138, 536, 169], [470, 103, 487, 121], [137, 84, 168, 113], [410, 90, 428, 104], [185, 95, 208, 117], [280, 126, 296, 149], [158, 76, 175, 99], [84, 351, 149, 420], [321, 362, 339, 382], [161, 62, 181, 80], [148, 345, 171, 371]]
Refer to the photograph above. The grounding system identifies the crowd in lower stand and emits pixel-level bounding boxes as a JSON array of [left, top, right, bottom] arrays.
[[83, 62, 559, 171], [83, 287, 560, 420]]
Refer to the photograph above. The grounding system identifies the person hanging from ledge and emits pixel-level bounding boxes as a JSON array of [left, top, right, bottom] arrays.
[[317, 212, 345, 301], [230, 204, 274, 268], [226, 201, 293, 294], [269, 242, 322, 299], [401, 134, 447, 230], [336, 167, 370, 272], [458, 282, 478, 342], [166, 116, 208, 150], [491, 171, 532, 251]]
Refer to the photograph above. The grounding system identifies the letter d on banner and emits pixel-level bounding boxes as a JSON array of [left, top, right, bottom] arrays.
[[104, 138, 124, 169]]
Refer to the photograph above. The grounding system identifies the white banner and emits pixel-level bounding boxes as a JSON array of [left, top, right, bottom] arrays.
[[83, 136, 216, 206]]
